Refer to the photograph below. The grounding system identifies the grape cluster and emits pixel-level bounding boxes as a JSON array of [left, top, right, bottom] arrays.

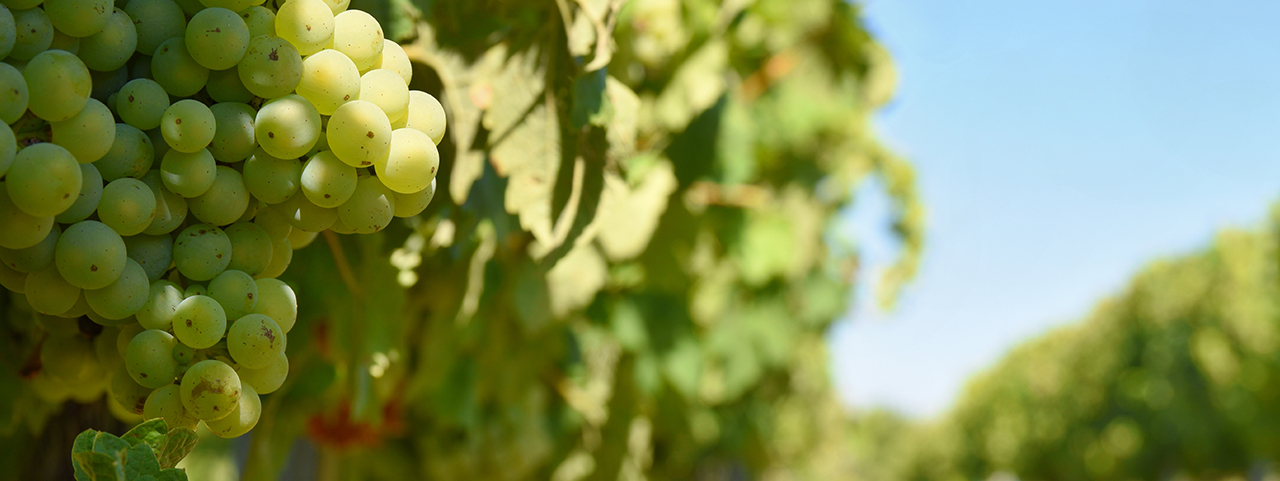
[[0, 0, 443, 439]]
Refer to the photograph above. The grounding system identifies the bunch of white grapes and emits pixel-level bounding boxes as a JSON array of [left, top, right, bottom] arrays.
[[0, 0, 444, 439]]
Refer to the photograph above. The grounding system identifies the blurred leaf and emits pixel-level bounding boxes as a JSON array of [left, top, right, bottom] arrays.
[[572, 69, 613, 129], [155, 429, 198, 470], [121, 419, 167, 452], [594, 161, 677, 262]]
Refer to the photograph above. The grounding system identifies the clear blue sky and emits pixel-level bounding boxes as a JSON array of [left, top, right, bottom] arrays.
[[828, 0, 1280, 418]]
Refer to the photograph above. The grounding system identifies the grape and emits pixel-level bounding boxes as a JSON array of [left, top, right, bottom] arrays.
[[242, 147, 301, 204], [0, 124, 11, 178], [252, 203, 292, 240], [179, 359, 240, 420], [56, 221, 127, 289], [125, 328, 179, 388], [7, 143, 81, 218], [327, 99, 390, 168], [371, 39, 410, 84], [55, 292, 90, 317], [88, 63, 127, 102], [239, 5, 274, 37], [37, 312, 81, 335], [49, 27, 77, 53], [0, 5, 13, 59], [255, 94, 321, 159], [205, 382, 260, 438], [146, 127, 169, 165], [271, 190, 336, 232], [151, 37, 208, 97], [123, 0, 185, 56], [206, 67, 254, 103], [0, 223, 57, 272], [10, 7, 53, 61], [172, 223, 231, 281], [95, 123, 154, 181], [29, 372, 71, 403], [252, 277, 295, 333], [377, 128, 438, 194], [332, 10, 380, 71], [318, 0, 346, 15], [224, 222, 272, 276], [0, 181, 54, 249], [172, 342, 195, 364], [184, 7, 249, 70], [393, 177, 434, 218], [226, 313, 282, 368], [358, 69, 407, 123], [116, 323, 144, 355], [41, 334, 101, 384], [182, 283, 206, 297], [0, 62, 27, 124], [84, 257, 147, 320], [0, 261, 28, 293], [161, 99, 216, 153], [140, 170, 188, 234], [77, 7, 136, 71], [129, 53, 152, 79], [25, 265, 80, 314], [208, 102, 257, 162], [123, 235, 172, 283], [23, 49, 91, 120], [110, 363, 153, 414], [143, 384, 199, 429], [172, 294, 225, 348], [236, 35, 301, 99], [98, 178, 157, 236], [160, 148, 216, 197], [51, 98, 115, 163], [68, 369, 110, 403], [295, 48, 359, 115], [188, 166, 250, 226], [301, 150, 356, 208], [398, 90, 446, 145], [42, 0, 109, 37], [256, 235, 290, 278], [136, 280, 182, 329], [116, 78, 170, 130], [236, 197, 259, 224], [209, 269, 256, 319], [275, 0, 332, 56], [94, 325, 123, 368]]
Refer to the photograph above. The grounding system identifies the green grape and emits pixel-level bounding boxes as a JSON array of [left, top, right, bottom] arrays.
[[275, 0, 333, 55], [224, 222, 271, 276], [55, 292, 91, 318], [51, 98, 115, 163], [172, 0, 201, 16], [236, 35, 301, 99], [0, 63, 27, 124], [98, 178, 158, 236], [286, 228, 316, 248], [151, 37, 209, 97], [116, 79, 170, 130], [318, 0, 346, 15], [208, 102, 257, 162], [85, 258, 149, 320], [160, 148, 217, 197], [255, 94, 321, 159], [7, 143, 82, 217], [49, 25, 78, 53], [125, 328, 179, 388], [0, 125, 9, 183], [146, 127, 169, 166], [161, 99, 216, 153], [358, 69, 407, 123], [143, 384, 200, 429], [0, 261, 28, 293], [377, 128, 438, 194], [0, 5, 13, 59], [271, 190, 336, 232], [251, 277, 295, 334], [95, 325, 123, 368], [371, 39, 410, 84], [185, 7, 249, 70], [84, 304, 132, 326], [0, 223, 57, 272], [124, 234, 173, 282], [206, 67, 254, 103], [336, 175, 394, 234], [306, 115, 330, 156], [56, 221, 127, 289], [172, 224, 231, 281], [37, 312, 81, 335], [129, 53, 152, 79], [226, 313, 282, 369], [136, 280, 182, 329], [252, 204, 292, 240], [96, 123, 154, 181], [172, 342, 195, 364], [9, 7, 53, 61], [237, 198, 260, 224], [43, 0, 110, 37], [295, 48, 359, 115], [140, 170, 188, 235], [239, 5, 274, 37], [198, 0, 258, 13], [123, 0, 185, 55], [242, 148, 301, 204], [189, 166, 250, 226], [327, 99, 390, 168], [88, 64, 127, 104], [172, 294, 225, 349], [256, 236, 290, 279], [78, 7, 136, 71], [182, 283, 206, 297], [0, 182, 54, 249], [392, 178, 434, 218], [332, 10, 381, 71], [110, 363, 154, 414], [25, 265, 81, 314], [67, 369, 110, 402], [205, 382, 260, 438], [23, 49, 91, 121], [301, 150, 356, 208], [209, 269, 257, 320], [398, 90, 446, 145], [29, 372, 71, 403], [179, 359, 241, 420], [116, 323, 143, 355], [42, 333, 102, 384]]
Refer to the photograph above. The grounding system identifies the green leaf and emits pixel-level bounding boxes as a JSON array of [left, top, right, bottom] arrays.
[[72, 451, 125, 481], [594, 161, 677, 261], [571, 69, 612, 129], [123, 442, 161, 481], [604, 77, 639, 163], [652, 39, 728, 132], [73, 429, 97, 454], [662, 336, 702, 401], [134, 476, 157, 481], [93, 433, 131, 458], [155, 468, 188, 481], [121, 419, 168, 452], [546, 244, 608, 317], [156, 428, 198, 470]]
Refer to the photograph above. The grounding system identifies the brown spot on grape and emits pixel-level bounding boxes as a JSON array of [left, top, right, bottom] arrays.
[[63, 193, 69, 199], [186, 319, 192, 327], [366, 131, 374, 138], [343, 95, 350, 101], [141, 373, 148, 378], [261, 325, 276, 344], [199, 229, 207, 234], [268, 132, 275, 138], [90, 265, 98, 271], [247, 293, 253, 299], [128, 95, 134, 102], [324, 194, 330, 198], [305, 24, 311, 31], [269, 48, 279, 61], [175, 119, 182, 124], [216, 253, 222, 259]]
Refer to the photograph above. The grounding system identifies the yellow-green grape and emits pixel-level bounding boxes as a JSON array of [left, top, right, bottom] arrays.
[[55, 292, 92, 318], [0, 261, 29, 292], [78, 7, 136, 71], [172, 342, 195, 364], [377, 128, 438, 194], [205, 382, 260, 438], [95, 325, 123, 369], [332, 10, 381, 71], [116, 323, 144, 354], [337, 175, 393, 234], [88, 64, 127, 102], [172, 295, 226, 349], [38, 312, 82, 335], [239, 5, 274, 37], [162, 99, 216, 153], [123, 233, 174, 282], [183, 283, 206, 297], [124, 0, 185, 55], [397, 90, 446, 145], [252, 204, 292, 240], [358, 69, 406, 123], [41, 333, 102, 384], [271, 190, 335, 232], [67, 369, 110, 403], [125, 329, 179, 388], [370, 39, 410, 83], [226, 313, 281, 368], [198, 0, 258, 18], [0, 223, 57, 272], [9, 7, 53, 61], [236, 349, 286, 393], [0, 181, 54, 249], [43, 0, 110, 37], [97, 178, 157, 236], [0, 124, 11, 180], [206, 68, 254, 103], [116, 79, 170, 130], [172, 0, 201, 16], [392, 177, 434, 218], [85, 258, 149, 320], [23, 49, 91, 120], [55, 220, 126, 289], [236, 198, 259, 224], [140, 170, 188, 235], [184, 7, 249, 70], [0, 5, 13, 59], [110, 363, 154, 414], [189, 166, 250, 226], [275, 0, 332, 55], [300, 150, 356, 208], [152, 38, 209, 97], [49, 28, 78, 53], [172, 224, 231, 281], [318, 0, 346, 15], [95, 123, 154, 181], [146, 128, 169, 166], [25, 265, 80, 314], [255, 236, 290, 279], [179, 359, 241, 421], [51, 98, 115, 163], [242, 148, 301, 204], [255, 94, 321, 159], [208, 269, 256, 319], [236, 35, 301, 99], [0, 63, 28, 124], [143, 384, 199, 429], [137, 280, 182, 330], [160, 148, 217, 197], [224, 222, 272, 277], [208, 102, 257, 162], [295, 49, 359, 115], [326, 99, 389, 168], [286, 228, 316, 249], [29, 372, 71, 403]]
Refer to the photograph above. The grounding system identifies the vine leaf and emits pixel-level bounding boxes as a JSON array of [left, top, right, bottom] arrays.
[[593, 161, 677, 262], [120, 419, 167, 453], [123, 443, 161, 481], [155, 468, 189, 481], [72, 451, 124, 481], [156, 428, 199, 470]]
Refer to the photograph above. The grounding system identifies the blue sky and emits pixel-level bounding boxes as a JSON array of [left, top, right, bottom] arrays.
[[828, 0, 1280, 418]]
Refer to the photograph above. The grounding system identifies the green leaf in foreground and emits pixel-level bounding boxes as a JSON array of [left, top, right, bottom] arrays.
[[157, 428, 199, 469], [72, 451, 124, 481]]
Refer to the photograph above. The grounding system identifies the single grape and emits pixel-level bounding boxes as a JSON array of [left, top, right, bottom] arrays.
[[206, 67, 255, 103], [172, 294, 226, 349], [55, 292, 92, 318], [377, 128, 438, 194], [51, 98, 115, 163], [336, 175, 394, 234], [208, 270, 256, 319], [116, 79, 171, 130], [23, 49, 92, 121], [0, 181, 54, 250], [242, 148, 302, 204], [29, 372, 71, 403], [0, 261, 29, 293], [255, 235, 291, 279], [358, 69, 407, 123], [95, 325, 123, 368], [252, 204, 292, 240], [7, 143, 81, 217], [371, 39, 410, 84], [137, 280, 183, 330], [162, 99, 216, 153], [43, 0, 110, 37], [41, 334, 102, 384], [116, 323, 144, 355], [49, 22, 78, 53], [183, 283, 207, 297], [0, 63, 28, 124], [179, 359, 241, 421], [172, 342, 196, 364], [327, 99, 390, 168], [143, 384, 200, 429], [95, 123, 154, 181], [236, 34, 302, 99], [78, 7, 136, 71], [160, 148, 217, 197], [88, 64, 127, 102], [110, 363, 154, 414], [97, 178, 157, 236], [239, 5, 274, 37], [255, 94, 321, 159], [318, 0, 346, 15], [287, 228, 317, 249], [85, 258, 149, 320], [0, 124, 11, 180], [271, 190, 336, 232], [392, 177, 435, 218], [0, 4, 14, 60], [185, 7, 249, 70], [25, 265, 81, 314], [172, 223, 231, 281], [223, 222, 272, 277], [301, 150, 356, 207], [205, 382, 260, 438], [125, 328, 179, 388], [123, 0, 186, 55], [0, 223, 57, 273], [275, 0, 333, 55], [332, 10, 381, 71], [151, 37, 209, 97], [295, 48, 359, 115], [208, 102, 257, 162], [226, 313, 283, 369], [9, 7, 53, 61], [189, 166, 250, 226], [252, 277, 296, 333], [399, 90, 447, 145], [140, 170, 189, 235], [37, 312, 82, 336], [123, 233, 174, 282]]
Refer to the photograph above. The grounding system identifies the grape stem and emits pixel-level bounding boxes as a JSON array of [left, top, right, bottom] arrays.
[[323, 230, 364, 300]]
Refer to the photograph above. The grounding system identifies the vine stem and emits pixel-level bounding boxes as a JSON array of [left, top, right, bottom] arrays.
[[324, 230, 364, 300]]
